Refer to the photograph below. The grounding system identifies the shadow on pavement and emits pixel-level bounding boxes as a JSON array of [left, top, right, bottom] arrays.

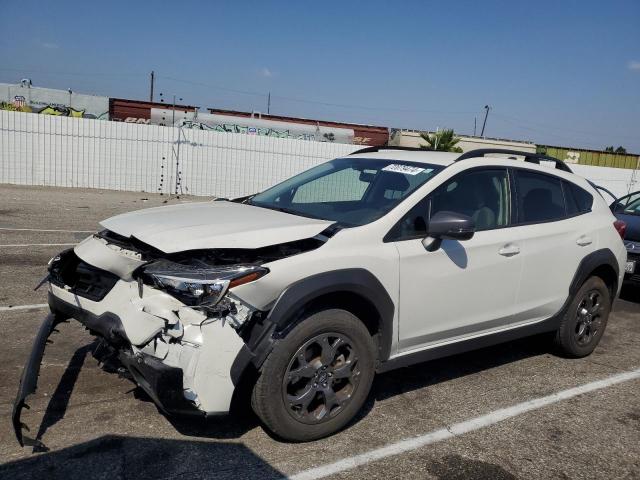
[[359, 333, 553, 420], [34, 332, 553, 445], [0, 436, 284, 480], [32, 343, 95, 452]]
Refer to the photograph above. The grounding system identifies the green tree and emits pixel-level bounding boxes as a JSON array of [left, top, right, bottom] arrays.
[[605, 146, 627, 154], [419, 129, 463, 153]]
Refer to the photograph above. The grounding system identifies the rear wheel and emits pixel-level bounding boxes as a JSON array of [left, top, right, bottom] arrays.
[[554, 276, 611, 358], [251, 309, 376, 441]]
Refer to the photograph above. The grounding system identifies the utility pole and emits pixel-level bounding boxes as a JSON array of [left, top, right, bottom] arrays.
[[149, 71, 155, 102], [473, 117, 477, 136], [172, 95, 178, 125], [267, 92, 271, 115], [480, 105, 491, 137]]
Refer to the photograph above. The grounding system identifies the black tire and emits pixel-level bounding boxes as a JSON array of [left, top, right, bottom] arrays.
[[251, 309, 376, 442], [554, 276, 611, 358]]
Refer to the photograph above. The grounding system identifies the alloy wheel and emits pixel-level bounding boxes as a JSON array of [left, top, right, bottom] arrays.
[[282, 332, 360, 424], [574, 290, 603, 346]]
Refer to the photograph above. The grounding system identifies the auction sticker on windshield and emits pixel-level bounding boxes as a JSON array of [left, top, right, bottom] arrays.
[[382, 164, 428, 175]]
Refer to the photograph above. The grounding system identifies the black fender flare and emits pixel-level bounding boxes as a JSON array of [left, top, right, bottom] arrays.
[[569, 248, 619, 301], [230, 268, 395, 385]]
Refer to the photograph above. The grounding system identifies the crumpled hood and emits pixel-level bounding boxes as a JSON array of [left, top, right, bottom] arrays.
[[100, 201, 334, 253]]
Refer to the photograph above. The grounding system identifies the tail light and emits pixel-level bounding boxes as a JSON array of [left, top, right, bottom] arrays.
[[613, 220, 627, 239]]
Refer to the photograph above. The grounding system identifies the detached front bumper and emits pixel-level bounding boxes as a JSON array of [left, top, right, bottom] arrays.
[[12, 313, 64, 448], [13, 246, 250, 448], [48, 292, 203, 416], [12, 299, 204, 449]]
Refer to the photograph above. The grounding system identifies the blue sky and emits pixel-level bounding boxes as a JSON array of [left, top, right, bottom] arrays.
[[1, 0, 639, 152]]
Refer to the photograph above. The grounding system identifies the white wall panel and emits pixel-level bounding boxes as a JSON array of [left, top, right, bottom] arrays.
[[0, 110, 360, 197], [1, 110, 638, 200]]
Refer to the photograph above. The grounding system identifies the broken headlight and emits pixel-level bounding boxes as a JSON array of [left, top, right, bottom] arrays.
[[140, 260, 267, 308]]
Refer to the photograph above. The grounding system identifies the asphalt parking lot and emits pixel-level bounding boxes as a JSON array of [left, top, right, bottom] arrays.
[[1, 184, 639, 480]]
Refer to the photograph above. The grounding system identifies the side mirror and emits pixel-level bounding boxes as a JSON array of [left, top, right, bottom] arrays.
[[422, 211, 475, 252]]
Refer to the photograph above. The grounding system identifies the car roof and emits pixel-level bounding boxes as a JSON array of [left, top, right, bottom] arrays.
[[346, 148, 593, 189], [348, 150, 458, 167]]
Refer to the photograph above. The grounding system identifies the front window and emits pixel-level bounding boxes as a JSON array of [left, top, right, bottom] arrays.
[[386, 168, 510, 241], [248, 157, 443, 226]]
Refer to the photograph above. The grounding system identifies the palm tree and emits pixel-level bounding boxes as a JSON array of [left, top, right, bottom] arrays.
[[419, 129, 463, 153]]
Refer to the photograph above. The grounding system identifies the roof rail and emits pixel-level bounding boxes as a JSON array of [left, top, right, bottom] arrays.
[[455, 148, 573, 173], [349, 146, 426, 155]]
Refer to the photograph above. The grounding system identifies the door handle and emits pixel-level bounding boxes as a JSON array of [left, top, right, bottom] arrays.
[[499, 244, 520, 257], [576, 236, 593, 247]]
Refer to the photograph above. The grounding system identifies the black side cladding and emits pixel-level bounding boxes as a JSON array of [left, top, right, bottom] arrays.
[[12, 313, 66, 448], [570, 248, 619, 303], [230, 268, 394, 385]]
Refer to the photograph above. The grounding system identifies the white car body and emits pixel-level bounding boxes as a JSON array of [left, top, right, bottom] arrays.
[[14, 148, 627, 445]]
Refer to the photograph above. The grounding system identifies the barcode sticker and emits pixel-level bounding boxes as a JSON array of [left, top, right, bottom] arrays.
[[382, 164, 427, 176]]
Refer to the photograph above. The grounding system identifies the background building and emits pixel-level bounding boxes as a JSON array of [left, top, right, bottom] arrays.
[[0, 81, 109, 119], [388, 129, 536, 153], [537, 144, 640, 170], [109, 98, 197, 124], [204, 109, 389, 146]]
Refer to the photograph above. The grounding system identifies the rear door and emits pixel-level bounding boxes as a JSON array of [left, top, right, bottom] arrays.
[[511, 169, 597, 321]]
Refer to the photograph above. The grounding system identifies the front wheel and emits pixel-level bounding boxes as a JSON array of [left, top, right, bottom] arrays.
[[251, 309, 376, 441], [554, 276, 611, 358]]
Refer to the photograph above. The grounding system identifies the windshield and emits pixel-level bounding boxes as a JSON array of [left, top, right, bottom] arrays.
[[248, 157, 443, 226]]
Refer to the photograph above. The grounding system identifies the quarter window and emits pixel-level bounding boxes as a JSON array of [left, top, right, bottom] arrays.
[[563, 181, 593, 216], [515, 170, 565, 223]]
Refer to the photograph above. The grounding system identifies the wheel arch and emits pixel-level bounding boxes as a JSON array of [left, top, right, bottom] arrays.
[[570, 248, 619, 304], [230, 268, 395, 387], [267, 268, 395, 362]]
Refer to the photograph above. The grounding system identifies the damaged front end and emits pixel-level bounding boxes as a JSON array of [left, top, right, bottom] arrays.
[[13, 230, 323, 447]]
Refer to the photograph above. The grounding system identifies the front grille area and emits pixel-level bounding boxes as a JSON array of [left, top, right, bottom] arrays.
[[50, 250, 119, 301]]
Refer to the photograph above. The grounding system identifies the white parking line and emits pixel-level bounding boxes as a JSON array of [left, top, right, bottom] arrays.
[[288, 367, 640, 480], [0, 227, 94, 233], [0, 303, 48, 312], [0, 243, 76, 247]]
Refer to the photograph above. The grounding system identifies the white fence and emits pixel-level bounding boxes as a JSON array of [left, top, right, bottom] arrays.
[[0, 110, 360, 198], [1, 109, 638, 199], [571, 164, 638, 199]]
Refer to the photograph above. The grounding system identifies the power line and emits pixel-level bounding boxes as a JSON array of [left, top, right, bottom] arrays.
[[490, 116, 606, 150], [156, 74, 479, 115], [2, 67, 634, 149], [0, 67, 144, 78], [492, 112, 638, 142]]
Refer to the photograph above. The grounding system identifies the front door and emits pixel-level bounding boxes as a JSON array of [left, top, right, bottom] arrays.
[[390, 168, 524, 352]]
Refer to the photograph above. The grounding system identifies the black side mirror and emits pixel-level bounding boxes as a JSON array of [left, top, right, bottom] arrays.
[[423, 211, 475, 252]]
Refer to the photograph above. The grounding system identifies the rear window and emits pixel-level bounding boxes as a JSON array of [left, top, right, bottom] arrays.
[[515, 170, 565, 223]]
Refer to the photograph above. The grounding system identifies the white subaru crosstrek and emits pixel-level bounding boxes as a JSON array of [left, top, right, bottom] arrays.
[[14, 147, 627, 445]]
